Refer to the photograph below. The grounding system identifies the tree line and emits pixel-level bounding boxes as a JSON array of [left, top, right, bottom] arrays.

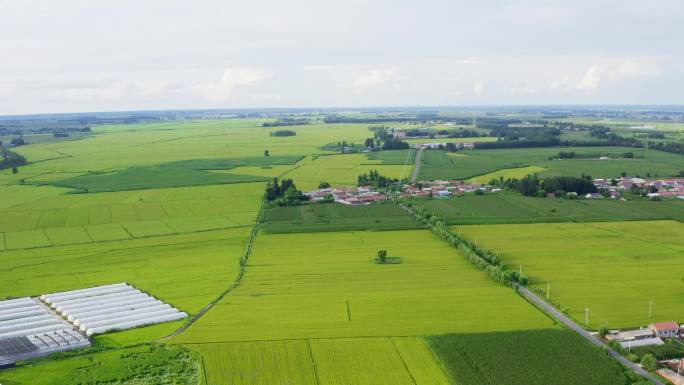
[[262, 118, 309, 127], [357, 170, 400, 188], [402, 201, 529, 286], [489, 174, 596, 197], [264, 178, 309, 206], [269, 130, 297, 137], [0, 148, 27, 171]]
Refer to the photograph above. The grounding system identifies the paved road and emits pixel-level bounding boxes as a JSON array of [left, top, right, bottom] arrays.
[[517, 285, 666, 385], [409, 148, 423, 182]]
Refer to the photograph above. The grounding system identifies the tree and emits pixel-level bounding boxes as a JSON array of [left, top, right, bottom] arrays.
[[598, 325, 609, 338], [376, 249, 387, 263], [10, 137, 25, 146], [278, 186, 308, 206], [264, 149, 270, 157], [265, 177, 281, 201], [12, 167, 18, 174], [364, 138, 375, 149], [640, 353, 656, 371], [474, 189, 484, 196], [319, 181, 331, 189]]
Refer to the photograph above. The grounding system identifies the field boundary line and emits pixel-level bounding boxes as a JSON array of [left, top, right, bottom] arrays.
[[409, 148, 422, 182], [159, 201, 265, 341], [390, 338, 418, 385], [306, 339, 322, 385], [0, 223, 253, 253]]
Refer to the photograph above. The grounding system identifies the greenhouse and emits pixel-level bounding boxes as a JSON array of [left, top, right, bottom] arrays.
[[44, 283, 187, 336]]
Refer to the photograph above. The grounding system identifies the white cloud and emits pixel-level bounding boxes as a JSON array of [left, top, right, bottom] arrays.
[[577, 59, 662, 91], [191, 68, 272, 100], [473, 81, 486, 96], [577, 65, 603, 91], [64, 81, 130, 102], [352, 69, 396, 91], [548, 77, 571, 91], [452, 57, 483, 65]]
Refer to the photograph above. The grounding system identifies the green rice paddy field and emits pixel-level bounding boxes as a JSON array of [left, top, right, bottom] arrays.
[[418, 147, 684, 180], [262, 201, 422, 233], [0, 183, 264, 250], [456, 220, 684, 329], [172, 230, 553, 344], [422, 193, 684, 224]]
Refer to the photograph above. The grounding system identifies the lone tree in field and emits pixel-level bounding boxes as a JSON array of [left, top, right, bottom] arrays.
[[377, 249, 388, 263], [12, 167, 18, 174], [264, 149, 270, 157], [319, 181, 331, 189]]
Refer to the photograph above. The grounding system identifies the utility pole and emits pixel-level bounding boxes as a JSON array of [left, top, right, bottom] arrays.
[[546, 282, 550, 300], [649, 301, 653, 319], [585, 308, 590, 327]]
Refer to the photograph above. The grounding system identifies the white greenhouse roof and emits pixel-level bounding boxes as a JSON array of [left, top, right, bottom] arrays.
[[44, 283, 187, 336]]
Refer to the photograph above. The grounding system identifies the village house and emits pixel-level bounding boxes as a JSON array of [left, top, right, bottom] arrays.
[[650, 321, 680, 338], [304, 186, 387, 206]]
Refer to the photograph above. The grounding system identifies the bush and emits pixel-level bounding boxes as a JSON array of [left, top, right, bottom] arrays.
[[640, 353, 656, 371]]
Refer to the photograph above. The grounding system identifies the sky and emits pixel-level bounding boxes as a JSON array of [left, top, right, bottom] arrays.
[[1, 0, 683, 115]]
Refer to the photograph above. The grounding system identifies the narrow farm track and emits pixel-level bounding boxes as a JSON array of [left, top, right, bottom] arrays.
[[160, 215, 263, 340], [409, 148, 423, 182], [517, 285, 667, 385]]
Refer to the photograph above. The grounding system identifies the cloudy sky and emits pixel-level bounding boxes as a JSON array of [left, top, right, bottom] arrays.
[[1, 0, 683, 114]]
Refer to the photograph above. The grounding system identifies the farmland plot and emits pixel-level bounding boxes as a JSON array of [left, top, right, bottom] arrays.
[[190, 341, 318, 385], [428, 329, 629, 385], [173, 230, 552, 344], [456, 220, 684, 328], [281, 154, 411, 190], [0, 227, 251, 315], [422, 193, 684, 225], [418, 147, 684, 181], [262, 202, 421, 233], [309, 338, 416, 385], [0, 183, 263, 249]]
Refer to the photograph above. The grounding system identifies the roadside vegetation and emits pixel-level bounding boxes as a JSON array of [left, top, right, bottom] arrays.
[[0, 344, 200, 385]]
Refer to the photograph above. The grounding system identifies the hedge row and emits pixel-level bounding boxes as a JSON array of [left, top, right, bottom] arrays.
[[401, 200, 528, 286]]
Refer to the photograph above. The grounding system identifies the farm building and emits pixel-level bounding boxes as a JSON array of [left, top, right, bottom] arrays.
[[611, 328, 663, 349], [657, 369, 684, 385], [0, 298, 90, 368], [650, 321, 679, 338], [42, 283, 187, 336], [616, 328, 655, 342]]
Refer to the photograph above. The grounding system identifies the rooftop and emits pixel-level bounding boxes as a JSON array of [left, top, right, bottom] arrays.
[[652, 321, 679, 331]]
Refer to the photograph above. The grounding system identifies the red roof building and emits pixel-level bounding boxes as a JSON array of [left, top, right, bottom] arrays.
[[651, 321, 680, 338]]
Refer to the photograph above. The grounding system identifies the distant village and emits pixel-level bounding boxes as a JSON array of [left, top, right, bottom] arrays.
[[305, 177, 684, 206], [591, 176, 684, 200], [305, 180, 496, 206]]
